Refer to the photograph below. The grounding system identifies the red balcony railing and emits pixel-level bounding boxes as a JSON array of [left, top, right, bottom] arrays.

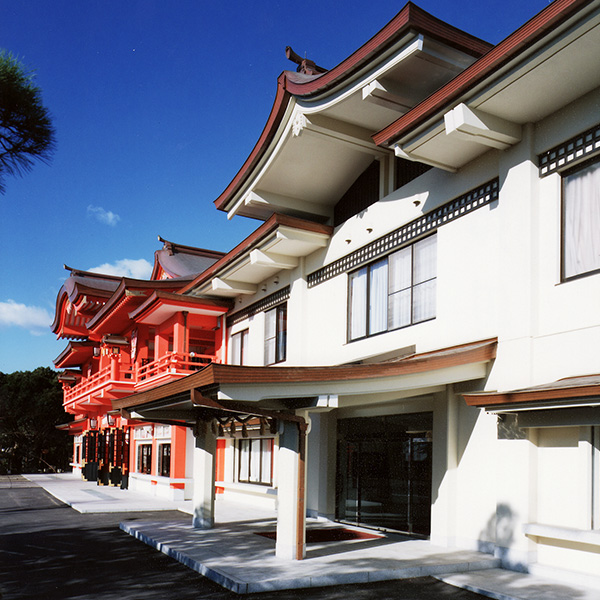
[[134, 351, 214, 391], [62, 351, 215, 411], [63, 362, 135, 411]]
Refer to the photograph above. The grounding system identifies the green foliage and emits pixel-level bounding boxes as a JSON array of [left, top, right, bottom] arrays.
[[0, 51, 56, 193], [0, 367, 72, 474]]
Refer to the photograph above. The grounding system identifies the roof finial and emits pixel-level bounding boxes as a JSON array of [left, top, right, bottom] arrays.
[[285, 46, 327, 75]]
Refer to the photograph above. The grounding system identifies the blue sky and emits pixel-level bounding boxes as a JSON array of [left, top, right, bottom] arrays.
[[0, 0, 551, 373]]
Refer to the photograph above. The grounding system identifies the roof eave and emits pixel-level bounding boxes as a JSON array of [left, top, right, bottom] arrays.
[[373, 0, 596, 149]]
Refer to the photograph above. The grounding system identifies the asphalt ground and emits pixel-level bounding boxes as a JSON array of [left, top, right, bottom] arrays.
[[0, 475, 486, 600]]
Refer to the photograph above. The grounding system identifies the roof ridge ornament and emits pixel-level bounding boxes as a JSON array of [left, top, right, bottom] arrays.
[[285, 46, 327, 75]]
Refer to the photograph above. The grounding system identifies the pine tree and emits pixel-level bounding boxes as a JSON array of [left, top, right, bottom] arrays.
[[0, 51, 55, 193]]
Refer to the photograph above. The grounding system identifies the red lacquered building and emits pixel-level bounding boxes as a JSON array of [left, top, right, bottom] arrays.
[[52, 239, 230, 500]]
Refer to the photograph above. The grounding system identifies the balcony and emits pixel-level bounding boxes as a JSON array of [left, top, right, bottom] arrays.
[[63, 361, 136, 414], [134, 351, 214, 391], [62, 351, 216, 413]]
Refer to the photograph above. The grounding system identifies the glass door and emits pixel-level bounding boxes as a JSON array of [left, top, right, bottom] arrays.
[[336, 413, 432, 535]]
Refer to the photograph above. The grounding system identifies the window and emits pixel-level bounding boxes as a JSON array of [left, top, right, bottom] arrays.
[[158, 443, 171, 477], [137, 444, 152, 474], [562, 159, 600, 280], [265, 304, 287, 365], [348, 235, 436, 341], [231, 329, 249, 366], [238, 438, 273, 485]]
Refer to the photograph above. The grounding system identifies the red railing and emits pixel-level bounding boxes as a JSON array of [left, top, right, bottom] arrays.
[[63, 362, 135, 408], [62, 352, 215, 409], [134, 351, 214, 390]]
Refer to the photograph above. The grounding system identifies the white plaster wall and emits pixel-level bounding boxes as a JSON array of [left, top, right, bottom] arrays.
[[453, 406, 498, 553], [536, 427, 588, 529], [532, 427, 600, 575], [492, 435, 538, 569]]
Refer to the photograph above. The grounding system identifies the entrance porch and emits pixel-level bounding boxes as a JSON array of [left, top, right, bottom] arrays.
[[121, 495, 500, 594]]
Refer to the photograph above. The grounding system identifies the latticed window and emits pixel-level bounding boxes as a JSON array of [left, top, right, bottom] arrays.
[[348, 235, 436, 341]]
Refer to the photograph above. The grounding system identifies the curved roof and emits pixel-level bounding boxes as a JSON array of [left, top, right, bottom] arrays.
[[51, 269, 122, 337], [85, 275, 198, 334], [214, 2, 492, 217], [152, 237, 226, 280]]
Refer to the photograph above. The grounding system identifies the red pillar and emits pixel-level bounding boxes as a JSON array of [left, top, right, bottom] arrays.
[[171, 425, 187, 479]]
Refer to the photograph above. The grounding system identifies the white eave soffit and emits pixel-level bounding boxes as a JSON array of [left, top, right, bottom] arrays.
[[190, 226, 329, 298], [394, 103, 521, 172]]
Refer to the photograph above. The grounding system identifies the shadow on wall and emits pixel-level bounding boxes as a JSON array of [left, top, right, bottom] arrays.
[[479, 503, 528, 572], [430, 379, 488, 507]]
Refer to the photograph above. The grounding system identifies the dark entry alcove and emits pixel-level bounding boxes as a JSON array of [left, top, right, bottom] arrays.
[[336, 412, 432, 536]]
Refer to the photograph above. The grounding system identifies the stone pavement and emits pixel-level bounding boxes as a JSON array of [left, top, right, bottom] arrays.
[[25, 473, 600, 599]]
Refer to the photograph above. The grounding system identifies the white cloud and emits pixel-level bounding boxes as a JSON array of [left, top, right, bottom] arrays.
[[0, 300, 52, 335], [88, 258, 152, 279], [87, 205, 121, 226]]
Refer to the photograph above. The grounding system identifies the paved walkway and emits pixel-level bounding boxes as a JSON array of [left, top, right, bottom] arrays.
[[26, 473, 600, 598]]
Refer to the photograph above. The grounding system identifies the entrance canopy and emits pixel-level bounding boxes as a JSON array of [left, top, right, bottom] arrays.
[[112, 338, 497, 423]]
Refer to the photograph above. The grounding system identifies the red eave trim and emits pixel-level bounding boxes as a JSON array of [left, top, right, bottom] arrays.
[[54, 341, 96, 368], [374, 0, 595, 148], [129, 291, 232, 322], [86, 277, 197, 333], [86, 290, 139, 334], [179, 214, 333, 294]]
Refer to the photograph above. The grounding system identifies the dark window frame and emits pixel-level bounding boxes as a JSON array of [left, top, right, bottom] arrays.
[[237, 438, 274, 486], [560, 156, 600, 282], [265, 304, 287, 365], [137, 443, 152, 475], [231, 329, 249, 366], [347, 234, 436, 342], [158, 443, 171, 477]]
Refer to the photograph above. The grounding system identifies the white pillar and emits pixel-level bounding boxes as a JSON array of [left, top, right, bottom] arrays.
[[192, 419, 216, 529], [430, 387, 458, 547], [276, 421, 306, 560]]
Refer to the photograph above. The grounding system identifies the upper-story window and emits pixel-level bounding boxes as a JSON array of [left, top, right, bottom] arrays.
[[562, 158, 600, 281], [348, 235, 436, 341], [231, 329, 249, 366], [265, 304, 287, 365]]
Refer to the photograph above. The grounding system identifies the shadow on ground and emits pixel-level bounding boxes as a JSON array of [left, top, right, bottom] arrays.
[[0, 477, 485, 600]]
